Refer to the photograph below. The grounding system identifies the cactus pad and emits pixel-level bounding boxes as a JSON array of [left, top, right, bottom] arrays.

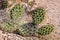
[[10, 4, 24, 20], [32, 8, 45, 24], [0, 21, 17, 32], [18, 23, 37, 36], [2, 0, 8, 9], [38, 24, 54, 35]]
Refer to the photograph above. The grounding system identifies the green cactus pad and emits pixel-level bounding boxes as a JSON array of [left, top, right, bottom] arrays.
[[38, 24, 54, 35], [10, 4, 24, 20], [0, 21, 17, 32], [32, 8, 45, 25], [2, 0, 8, 9], [18, 23, 37, 36]]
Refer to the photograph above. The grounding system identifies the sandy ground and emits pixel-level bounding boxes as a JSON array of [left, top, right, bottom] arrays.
[[0, 0, 60, 40]]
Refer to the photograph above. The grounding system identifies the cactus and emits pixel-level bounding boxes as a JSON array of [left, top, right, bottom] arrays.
[[10, 4, 24, 20], [38, 24, 54, 35], [32, 8, 45, 25], [0, 20, 17, 32], [2, 0, 8, 9], [18, 23, 37, 36]]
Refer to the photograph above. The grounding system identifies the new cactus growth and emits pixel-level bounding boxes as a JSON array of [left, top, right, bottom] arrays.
[[28, 1, 35, 7], [18, 23, 37, 36], [38, 24, 54, 35], [2, 0, 8, 9], [32, 8, 45, 25], [10, 4, 24, 20]]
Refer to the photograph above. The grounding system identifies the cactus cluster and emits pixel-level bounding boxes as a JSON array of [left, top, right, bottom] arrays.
[[38, 24, 53, 35], [10, 4, 24, 20], [32, 8, 45, 25], [0, 1, 54, 37], [2, 0, 8, 9], [18, 23, 37, 36]]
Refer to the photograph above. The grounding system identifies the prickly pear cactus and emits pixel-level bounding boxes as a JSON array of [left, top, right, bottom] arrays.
[[18, 23, 37, 36], [38, 24, 54, 35], [0, 20, 17, 32], [2, 0, 8, 9], [10, 4, 24, 20], [0, 0, 54, 38], [32, 8, 45, 25]]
